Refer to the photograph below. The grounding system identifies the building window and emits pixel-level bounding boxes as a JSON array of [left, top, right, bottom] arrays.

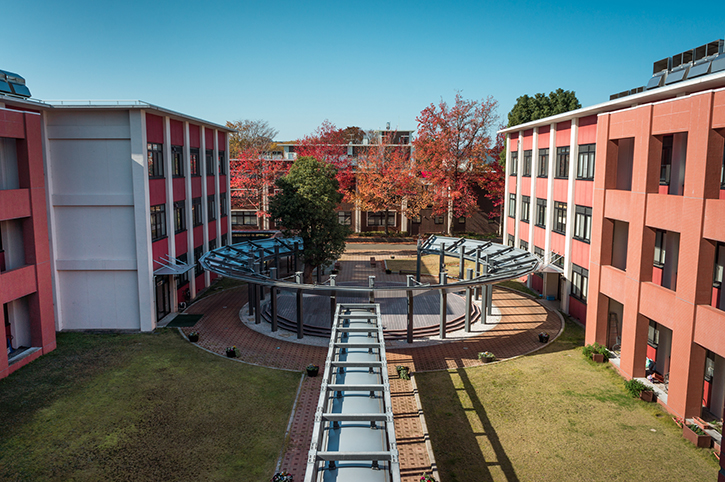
[[553, 201, 567, 234], [571, 264, 589, 302], [647, 319, 660, 347], [220, 193, 227, 217], [553, 254, 564, 269], [521, 196, 530, 223], [507, 234, 514, 247], [721, 148, 725, 188], [147, 143, 164, 178], [172, 145, 184, 177], [660, 135, 673, 186], [411, 215, 422, 224], [577, 144, 595, 180], [218, 151, 226, 175], [206, 149, 214, 176], [534, 246, 544, 258], [574, 205, 592, 242], [508, 193, 516, 218], [555, 146, 569, 179], [208, 196, 216, 221], [338, 211, 352, 225], [535, 198, 547, 227], [176, 253, 189, 288], [654, 230, 666, 267], [522, 150, 532, 177], [434, 215, 444, 224], [174, 201, 186, 233], [509, 151, 518, 176], [192, 197, 202, 227], [714, 242, 724, 288], [232, 211, 258, 226], [520, 239, 528, 251], [209, 238, 216, 251], [367, 211, 396, 227], [194, 245, 204, 277], [190, 148, 200, 176], [150, 204, 166, 241], [538, 148, 549, 177]]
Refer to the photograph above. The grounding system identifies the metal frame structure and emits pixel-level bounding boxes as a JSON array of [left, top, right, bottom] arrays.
[[305, 303, 400, 482]]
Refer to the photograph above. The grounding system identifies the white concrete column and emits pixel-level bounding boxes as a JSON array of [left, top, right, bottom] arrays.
[[226, 134, 232, 245], [561, 119, 579, 313], [214, 129, 222, 245], [200, 127, 210, 288], [503, 133, 511, 240], [163, 117, 177, 312], [184, 121, 195, 298], [545, 124, 556, 265], [129, 110, 155, 331], [514, 131, 523, 245]]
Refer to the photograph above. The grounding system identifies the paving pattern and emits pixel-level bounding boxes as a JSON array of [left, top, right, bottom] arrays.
[[178, 251, 562, 482]]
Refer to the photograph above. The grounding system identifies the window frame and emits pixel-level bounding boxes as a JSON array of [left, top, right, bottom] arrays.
[[175, 253, 189, 287], [174, 200, 186, 234], [519, 239, 529, 251], [150, 204, 167, 241], [508, 193, 516, 218], [507, 234, 515, 247], [573, 205, 592, 243], [338, 211, 352, 225], [205, 149, 215, 176], [220, 193, 227, 218], [654, 230, 666, 267], [509, 151, 518, 176], [555, 146, 570, 179], [218, 151, 226, 175], [367, 211, 396, 227], [521, 196, 530, 223], [190, 148, 200, 176], [553, 201, 567, 234], [538, 148, 549, 177], [571, 264, 589, 302], [207, 195, 216, 221], [535, 198, 547, 227], [522, 150, 532, 177], [576, 144, 595, 180], [194, 245, 204, 277], [147, 143, 164, 178], [172, 145, 184, 177], [192, 197, 203, 227]]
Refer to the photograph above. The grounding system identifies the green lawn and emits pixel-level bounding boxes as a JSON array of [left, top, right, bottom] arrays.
[[0, 329, 299, 482], [417, 320, 719, 482]]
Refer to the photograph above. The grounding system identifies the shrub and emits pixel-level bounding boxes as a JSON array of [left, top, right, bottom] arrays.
[[582, 343, 610, 361], [687, 424, 707, 436], [624, 378, 648, 398]]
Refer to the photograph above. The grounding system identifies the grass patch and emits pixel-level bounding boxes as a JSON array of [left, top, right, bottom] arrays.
[[0, 329, 299, 482], [417, 321, 718, 481]]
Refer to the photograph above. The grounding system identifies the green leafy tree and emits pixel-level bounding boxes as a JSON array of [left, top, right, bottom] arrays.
[[269, 156, 350, 283], [506, 88, 581, 127]]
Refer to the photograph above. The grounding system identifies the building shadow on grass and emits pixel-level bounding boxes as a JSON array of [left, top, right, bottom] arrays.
[[417, 368, 519, 482]]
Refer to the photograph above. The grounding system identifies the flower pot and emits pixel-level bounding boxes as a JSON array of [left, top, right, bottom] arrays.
[[480, 357, 494, 364], [538, 333, 550, 343], [640, 390, 655, 402], [306, 366, 319, 377], [683, 424, 712, 448], [226, 350, 237, 358], [592, 353, 605, 363], [188, 334, 199, 343]]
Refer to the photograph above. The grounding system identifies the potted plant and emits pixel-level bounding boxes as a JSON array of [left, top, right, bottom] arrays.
[[538, 332, 550, 343], [640, 387, 655, 402], [188, 331, 199, 343], [420, 474, 437, 482], [272, 471, 293, 482], [226, 346, 239, 358], [583, 343, 610, 363], [306, 364, 319, 377], [396, 365, 410, 380], [478, 351, 496, 363], [624, 378, 648, 398], [683, 423, 712, 448]]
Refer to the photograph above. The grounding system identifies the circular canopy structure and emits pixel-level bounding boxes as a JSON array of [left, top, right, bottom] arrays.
[[200, 235, 541, 292]]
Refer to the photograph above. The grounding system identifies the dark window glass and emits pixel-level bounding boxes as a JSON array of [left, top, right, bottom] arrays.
[[208, 195, 216, 221], [220, 193, 227, 217], [190, 148, 200, 176], [522, 150, 532, 176], [574, 205, 592, 242], [338, 211, 352, 225], [553, 201, 567, 234], [174, 201, 186, 233], [521, 196, 530, 223], [434, 215, 444, 224], [507, 234, 514, 247], [194, 246, 204, 276], [172, 145, 184, 177], [192, 198, 202, 227], [654, 230, 666, 267], [232, 211, 258, 226], [536, 198, 547, 227], [148, 143, 164, 178], [520, 239, 529, 251], [218, 151, 226, 175], [577, 144, 595, 180], [556, 146, 569, 179], [206, 149, 214, 176], [660, 135, 673, 185], [571, 264, 589, 302], [367, 211, 396, 227], [176, 253, 189, 287], [150, 204, 166, 241], [538, 148, 549, 177], [508, 193, 516, 218]]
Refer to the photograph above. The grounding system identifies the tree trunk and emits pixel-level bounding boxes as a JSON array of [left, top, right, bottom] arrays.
[[303, 263, 315, 284], [384, 210, 390, 235]]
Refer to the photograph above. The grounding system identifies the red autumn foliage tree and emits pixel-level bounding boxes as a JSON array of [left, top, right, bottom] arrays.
[[413, 92, 499, 233], [354, 132, 430, 234], [295, 120, 356, 201], [229, 147, 291, 227], [476, 124, 506, 219]]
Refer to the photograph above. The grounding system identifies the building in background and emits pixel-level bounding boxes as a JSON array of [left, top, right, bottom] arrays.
[[0, 74, 232, 379], [502, 38, 725, 420]]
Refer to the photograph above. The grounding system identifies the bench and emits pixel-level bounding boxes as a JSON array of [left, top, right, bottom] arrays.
[[370, 257, 376, 267]]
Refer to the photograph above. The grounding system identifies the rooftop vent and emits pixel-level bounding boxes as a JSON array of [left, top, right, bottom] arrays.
[[0, 70, 31, 98]]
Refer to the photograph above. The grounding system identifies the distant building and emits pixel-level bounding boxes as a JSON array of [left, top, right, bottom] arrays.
[[501, 38, 725, 421]]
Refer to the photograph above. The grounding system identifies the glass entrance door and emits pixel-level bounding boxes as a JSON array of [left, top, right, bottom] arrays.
[[155, 276, 171, 321]]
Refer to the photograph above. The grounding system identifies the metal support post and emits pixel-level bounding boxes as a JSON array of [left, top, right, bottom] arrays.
[[465, 268, 473, 332], [407, 275, 414, 344], [474, 247, 481, 300], [296, 271, 304, 339], [270, 267, 278, 332], [330, 274, 337, 327], [439, 242, 446, 274], [416, 239, 422, 283], [368, 276, 375, 303], [481, 284, 488, 324], [293, 242, 299, 272], [439, 271, 447, 339], [459, 246, 465, 280]]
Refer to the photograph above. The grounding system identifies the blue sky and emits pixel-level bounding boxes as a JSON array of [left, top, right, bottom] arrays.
[[5, 1, 724, 140]]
